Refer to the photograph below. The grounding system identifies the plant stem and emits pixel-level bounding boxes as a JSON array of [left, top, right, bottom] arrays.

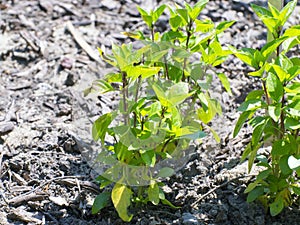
[[122, 71, 129, 125], [182, 21, 193, 81], [279, 94, 285, 139], [164, 55, 169, 80], [133, 76, 142, 127], [151, 25, 154, 42]]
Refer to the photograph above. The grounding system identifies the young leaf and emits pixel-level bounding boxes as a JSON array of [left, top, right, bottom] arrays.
[[92, 192, 111, 214], [136, 6, 153, 28], [195, 19, 214, 32], [168, 82, 191, 106], [247, 186, 264, 202], [233, 111, 252, 137], [148, 182, 160, 205], [268, 104, 281, 122], [229, 46, 257, 68], [216, 21, 235, 34], [270, 197, 284, 216], [153, 5, 166, 23], [161, 198, 181, 209], [111, 184, 133, 222], [152, 83, 169, 107], [266, 72, 283, 102], [261, 37, 288, 60], [217, 73, 232, 95], [169, 15, 183, 30], [157, 167, 174, 178], [279, 0, 297, 26], [92, 113, 114, 144]]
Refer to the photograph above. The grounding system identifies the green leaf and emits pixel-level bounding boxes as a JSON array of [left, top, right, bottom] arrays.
[[268, 104, 281, 122], [177, 8, 189, 24], [92, 113, 113, 143], [216, 21, 235, 34], [279, 155, 292, 175], [92, 192, 111, 214], [217, 73, 232, 95], [233, 111, 252, 137], [152, 83, 169, 107], [270, 197, 284, 216], [188, 0, 208, 20], [285, 117, 300, 130], [195, 19, 214, 32], [248, 142, 262, 173], [124, 65, 161, 80], [230, 47, 257, 68], [283, 25, 300, 37], [271, 139, 290, 156], [161, 198, 181, 209], [153, 5, 166, 23], [271, 64, 289, 82], [175, 126, 206, 140], [247, 186, 264, 202], [141, 150, 156, 167], [244, 180, 260, 193], [238, 99, 262, 112], [168, 82, 191, 106], [161, 31, 183, 41], [251, 4, 272, 18], [279, 0, 297, 26], [266, 73, 283, 102], [148, 182, 160, 205], [245, 90, 264, 101], [157, 167, 174, 178], [240, 142, 252, 162], [207, 126, 220, 143], [251, 117, 268, 146], [257, 169, 271, 180], [169, 15, 183, 30], [261, 37, 288, 60], [84, 80, 115, 97], [111, 184, 133, 222], [137, 6, 153, 28]]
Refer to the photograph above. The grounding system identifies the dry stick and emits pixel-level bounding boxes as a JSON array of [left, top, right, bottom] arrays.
[[66, 21, 101, 63], [191, 174, 255, 208], [9, 175, 85, 202]]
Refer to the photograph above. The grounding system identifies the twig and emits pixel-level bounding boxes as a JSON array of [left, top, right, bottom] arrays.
[[11, 175, 85, 200], [191, 174, 254, 208], [66, 21, 101, 63]]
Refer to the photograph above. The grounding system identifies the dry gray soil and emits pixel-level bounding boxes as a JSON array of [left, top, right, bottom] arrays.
[[0, 0, 300, 224]]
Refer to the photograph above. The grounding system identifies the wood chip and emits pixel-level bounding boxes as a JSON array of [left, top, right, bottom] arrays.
[[66, 21, 101, 63], [49, 196, 69, 206], [7, 207, 42, 224]]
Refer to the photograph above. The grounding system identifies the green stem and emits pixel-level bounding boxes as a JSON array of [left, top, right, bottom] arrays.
[[182, 21, 193, 81], [151, 24, 154, 42], [122, 71, 129, 125], [133, 76, 142, 128]]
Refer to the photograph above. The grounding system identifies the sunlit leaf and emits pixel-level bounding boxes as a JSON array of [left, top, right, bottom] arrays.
[[112, 184, 133, 222]]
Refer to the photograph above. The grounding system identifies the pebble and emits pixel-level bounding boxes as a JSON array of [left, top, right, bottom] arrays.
[[0, 121, 14, 136], [182, 213, 199, 225]]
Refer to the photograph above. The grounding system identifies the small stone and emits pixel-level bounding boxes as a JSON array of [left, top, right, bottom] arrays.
[[39, 0, 53, 14], [101, 0, 120, 10], [0, 121, 14, 136], [60, 57, 74, 70], [182, 213, 199, 225]]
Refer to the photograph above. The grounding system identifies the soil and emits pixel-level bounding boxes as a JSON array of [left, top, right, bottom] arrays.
[[0, 0, 300, 225]]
